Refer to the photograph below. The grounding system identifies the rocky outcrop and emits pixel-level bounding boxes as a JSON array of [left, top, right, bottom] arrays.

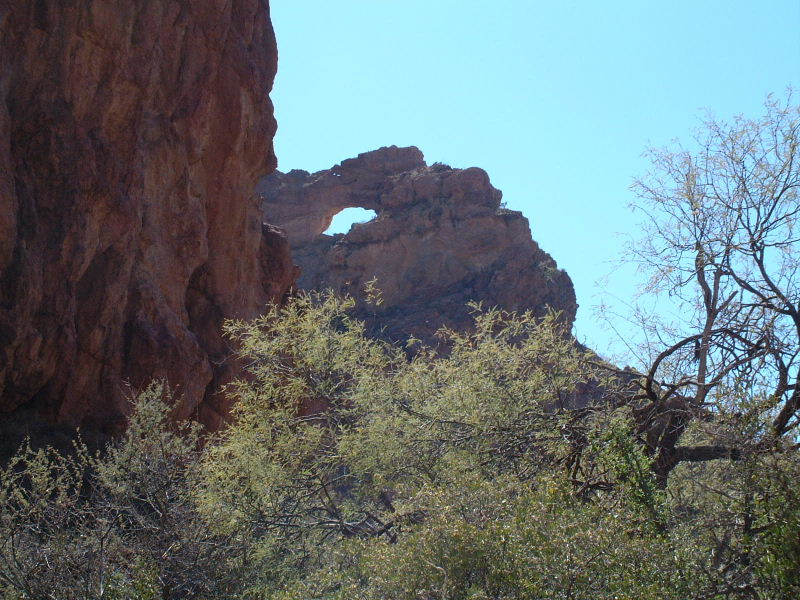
[[0, 0, 294, 433], [260, 146, 576, 346]]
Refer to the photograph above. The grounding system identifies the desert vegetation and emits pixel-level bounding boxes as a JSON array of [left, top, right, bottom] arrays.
[[1, 98, 798, 599]]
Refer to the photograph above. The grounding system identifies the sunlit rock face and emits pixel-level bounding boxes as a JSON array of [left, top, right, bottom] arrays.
[[259, 146, 577, 346], [0, 0, 294, 433]]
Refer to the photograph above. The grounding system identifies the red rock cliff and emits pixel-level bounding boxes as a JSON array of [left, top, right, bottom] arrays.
[[259, 146, 577, 346], [0, 0, 294, 432]]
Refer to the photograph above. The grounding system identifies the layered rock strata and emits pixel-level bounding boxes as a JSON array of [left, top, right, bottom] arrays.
[[260, 146, 576, 346], [0, 0, 294, 433]]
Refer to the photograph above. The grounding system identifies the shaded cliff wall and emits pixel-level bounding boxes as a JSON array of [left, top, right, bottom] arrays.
[[260, 146, 577, 346], [0, 0, 294, 433]]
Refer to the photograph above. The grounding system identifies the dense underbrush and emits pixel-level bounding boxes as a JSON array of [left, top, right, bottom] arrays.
[[1, 293, 798, 599]]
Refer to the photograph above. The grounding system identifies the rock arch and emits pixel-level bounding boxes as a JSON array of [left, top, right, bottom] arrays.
[[323, 207, 378, 236], [259, 146, 577, 347]]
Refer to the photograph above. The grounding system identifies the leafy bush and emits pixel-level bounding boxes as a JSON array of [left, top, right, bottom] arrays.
[[0, 382, 257, 599], [2, 293, 798, 598], [203, 292, 798, 599]]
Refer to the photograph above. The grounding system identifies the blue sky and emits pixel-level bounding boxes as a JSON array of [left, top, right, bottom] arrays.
[[269, 0, 800, 361]]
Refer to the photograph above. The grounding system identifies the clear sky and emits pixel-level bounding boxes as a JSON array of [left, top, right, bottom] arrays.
[[269, 0, 800, 362]]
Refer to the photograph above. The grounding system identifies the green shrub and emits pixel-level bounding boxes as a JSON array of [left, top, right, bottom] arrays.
[[3, 292, 797, 599]]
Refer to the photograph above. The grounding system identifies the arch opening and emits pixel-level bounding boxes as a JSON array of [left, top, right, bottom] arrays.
[[323, 207, 377, 235]]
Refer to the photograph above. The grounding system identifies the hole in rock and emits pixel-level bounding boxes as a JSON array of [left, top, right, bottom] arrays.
[[324, 207, 377, 235]]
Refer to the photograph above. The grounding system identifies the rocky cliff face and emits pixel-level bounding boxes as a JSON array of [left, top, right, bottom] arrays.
[[260, 146, 576, 346], [0, 0, 294, 433]]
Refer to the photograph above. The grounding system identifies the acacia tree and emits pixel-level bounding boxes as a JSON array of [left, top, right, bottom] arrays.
[[625, 93, 800, 484]]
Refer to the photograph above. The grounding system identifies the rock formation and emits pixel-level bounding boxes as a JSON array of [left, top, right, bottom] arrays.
[[260, 146, 576, 346], [0, 0, 294, 435]]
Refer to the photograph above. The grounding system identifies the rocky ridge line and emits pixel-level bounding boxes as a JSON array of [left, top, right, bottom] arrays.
[[260, 146, 577, 346]]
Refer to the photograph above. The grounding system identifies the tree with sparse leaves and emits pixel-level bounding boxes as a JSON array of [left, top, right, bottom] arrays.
[[615, 93, 800, 485]]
